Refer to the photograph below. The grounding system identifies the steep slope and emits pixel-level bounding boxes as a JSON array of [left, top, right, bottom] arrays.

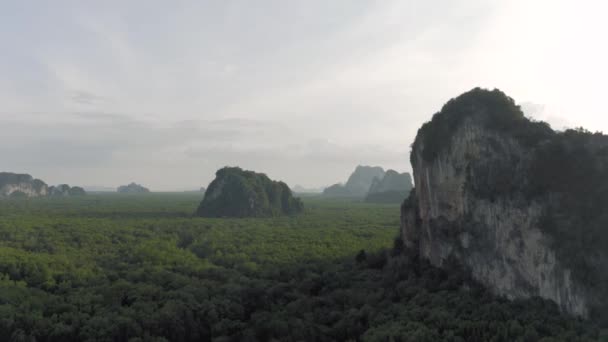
[[402, 88, 608, 320], [196, 167, 303, 218]]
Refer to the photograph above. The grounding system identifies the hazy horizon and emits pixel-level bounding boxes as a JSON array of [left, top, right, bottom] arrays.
[[2, 0, 607, 190]]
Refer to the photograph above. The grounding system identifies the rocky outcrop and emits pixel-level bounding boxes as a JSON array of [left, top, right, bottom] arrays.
[[117, 183, 150, 193], [196, 167, 303, 218], [0, 172, 48, 198], [0, 173, 87, 198], [365, 170, 413, 203], [323, 165, 385, 198], [402, 88, 608, 320]]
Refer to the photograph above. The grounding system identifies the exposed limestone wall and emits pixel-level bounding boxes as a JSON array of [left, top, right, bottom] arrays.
[[403, 118, 590, 317]]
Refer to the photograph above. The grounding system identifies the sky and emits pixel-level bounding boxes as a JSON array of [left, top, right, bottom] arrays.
[[1, 0, 607, 191]]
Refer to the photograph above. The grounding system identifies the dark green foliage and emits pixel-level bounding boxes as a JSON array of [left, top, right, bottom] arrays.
[[196, 167, 303, 218], [0, 194, 601, 341], [529, 128, 608, 312], [412, 87, 554, 163]]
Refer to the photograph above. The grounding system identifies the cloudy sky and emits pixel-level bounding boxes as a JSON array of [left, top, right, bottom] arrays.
[[1, 0, 606, 190]]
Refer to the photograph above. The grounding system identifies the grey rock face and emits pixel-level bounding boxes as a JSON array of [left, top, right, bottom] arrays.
[[402, 89, 607, 319]]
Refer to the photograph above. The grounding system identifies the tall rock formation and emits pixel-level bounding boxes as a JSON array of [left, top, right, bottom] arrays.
[[402, 88, 608, 320]]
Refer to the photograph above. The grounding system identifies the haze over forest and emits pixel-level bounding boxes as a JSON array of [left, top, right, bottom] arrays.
[[2, 0, 607, 190]]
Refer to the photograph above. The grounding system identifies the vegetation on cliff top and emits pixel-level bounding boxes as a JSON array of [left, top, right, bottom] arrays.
[[196, 167, 303, 218], [411, 87, 553, 163]]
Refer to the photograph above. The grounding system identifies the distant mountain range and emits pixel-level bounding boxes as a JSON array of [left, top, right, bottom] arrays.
[[322, 166, 413, 203]]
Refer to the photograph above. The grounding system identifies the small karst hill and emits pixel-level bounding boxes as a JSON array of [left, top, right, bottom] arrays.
[[117, 182, 150, 193], [196, 167, 303, 218]]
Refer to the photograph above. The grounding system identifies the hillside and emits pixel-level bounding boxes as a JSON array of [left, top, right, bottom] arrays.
[[196, 167, 303, 218], [402, 87, 608, 322]]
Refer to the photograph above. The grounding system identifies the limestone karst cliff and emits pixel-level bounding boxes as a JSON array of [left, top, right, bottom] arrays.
[[0, 173, 87, 198], [402, 88, 608, 320], [0, 172, 48, 198]]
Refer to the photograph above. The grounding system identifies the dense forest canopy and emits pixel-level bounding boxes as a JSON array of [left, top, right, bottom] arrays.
[[0, 194, 602, 341], [196, 167, 303, 218]]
